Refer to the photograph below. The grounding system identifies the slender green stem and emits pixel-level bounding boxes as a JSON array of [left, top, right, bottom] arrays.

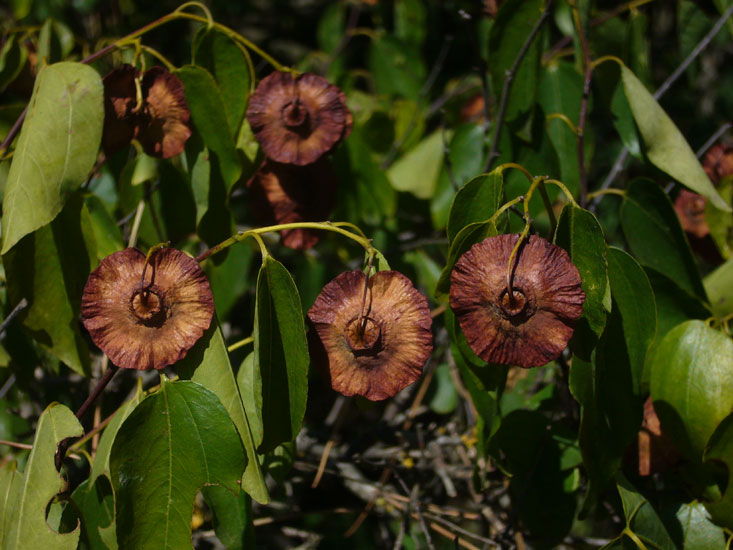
[[537, 182, 557, 240], [586, 188, 626, 201], [544, 179, 578, 205], [546, 113, 578, 135], [196, 221, 374, 264], [227, 336, 254, 353], [496, 162, 534, 183], [590, 55, 624, 69]]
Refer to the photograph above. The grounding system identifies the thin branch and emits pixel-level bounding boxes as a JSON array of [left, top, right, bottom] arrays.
[[486, 1, 553, 171], [573, 2, 593, 207], [0, 298, 28, 339], [595, 4, 733, 203]]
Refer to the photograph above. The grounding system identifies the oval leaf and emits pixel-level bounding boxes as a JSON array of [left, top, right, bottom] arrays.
[[555, 203, 609, 341], [175, 65, 242, 190], [110, 379, 245, 550], [1, 62, 103, 253], [254, 256, 309, 453], [620, 65, 730, 212], [1, 403, 82, 550], [650, 320, 733, 461], [621, 179, 707, 302], [177, 320, 268, 504], [446, 169, 505, 242], [387, 130, 444, 199]]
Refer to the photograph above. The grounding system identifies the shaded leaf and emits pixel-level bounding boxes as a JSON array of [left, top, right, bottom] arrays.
[[236, 351, 262, 449], [620, 65, 730, 211], [368, 33, 425, 101], [69, 476, 115, 550], [110, 379, 245, 550], [612, 474, 676, 550], [446, 169, 505, 242], [1, 62, 103, 253], [3, 195, 95, 375], [704, 414, 733, 529], [0, 36, 28, 92], [193, 28, 252, 134], [650, 320, 733, 461], [0, 403, 82, 550], [175, 65, 242, 190], [177, 321, 269, 504], [606, 247, 656, 392], [201, 486, 255, 550], [621, 179, 707, 302], [84, 194, 123, 261], [254, 257, 309, 453]]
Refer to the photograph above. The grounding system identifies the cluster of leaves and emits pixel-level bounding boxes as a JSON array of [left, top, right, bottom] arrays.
[[0, 1, 731, 549]]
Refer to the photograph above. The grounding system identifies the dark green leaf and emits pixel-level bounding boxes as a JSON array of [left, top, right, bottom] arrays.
[[110, 379, 245, 550], [620, 65, 730, 212], [428, 365, 458, 415], [0, 36, 28, 92], [621, 179, 707, 302], [3, 195, 95, 375], [611, 78, 642, 159], [489, 0, 545, 121], [175, 65, 242, 190], [0, 403, 82, 550], [69, 476, 115, 550], [613, 474, 676, 550], [704, 414, 733, 529], [177, 321, 268, 504], [206, 242, 253, 320], [368, 33, 425, 100], [202, 486, 255, 550], [254, 257, 309, 453], [317, 3, 346, 52], [1, 62, 103, 253], [84, 193, 123, 261], [649, 320, 733, 461], [394, 0, 426, 49], [705, 176, 732, 259], [606, 247, 656, 392], [446, 169, 505, 242], [193, 29, 252, 134], [236, 351, 262, 449], [555, 203, 609, 343]]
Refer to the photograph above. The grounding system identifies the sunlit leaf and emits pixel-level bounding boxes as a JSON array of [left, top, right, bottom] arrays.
[[387, 130, 443, 199], [1, 62, 103, 253], [620, 65, 730, 212]]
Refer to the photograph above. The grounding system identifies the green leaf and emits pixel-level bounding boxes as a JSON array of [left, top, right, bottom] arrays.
[[175, 65, 242, 190], [177, 321, 269, 504], [704, 414, 733, 529], [0, 36, 28, 92], [620, 65, 730, 212], [236, 352, 262, 449], [368, 33, 426, 100], [555, 204, 609, 343], [676, 500, 727, 549], [89, 387, 144, 486], [84, 193, 124, 262], [704, 257, 733, 317], [206, 242, 253, 320], [611, 78, 642, 159], [110, 379, 245, 550], [428, 365, 458, 415], [446, 169, 505, 242], [3, 194, 96, 375], [434, 218, 502, 299], [649, 320, 733, 461], [489, 0, 545, 121], [193, 29, 252, 135], [537, 61, 583, 197], [1, 403, 83, 550], [394, 0, 426, 49], [621, 179, 707, 302], [430, 123, 485, 229], [254, 257, 309, 453], [386, 130, 444, 199], [606, 247, 657, 392], [1, 62, 103, 253], [705, 176, 732, 259], [68, 476, 116, 550], [613, 474, 676, 550], [201, 486, 255, 550]]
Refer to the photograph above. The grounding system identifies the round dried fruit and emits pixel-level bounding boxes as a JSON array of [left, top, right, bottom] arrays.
[[247, 158, 338, 250], [81, 248, 214, 370], [247, 71, 352, 166], [450, 234, 585, 367], [308, 270, 433, 401]]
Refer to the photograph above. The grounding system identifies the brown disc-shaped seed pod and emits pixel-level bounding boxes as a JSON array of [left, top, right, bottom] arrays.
[[674, 189, 709, 238], [247, 158, 338, 250], [308, 271, 433, 401], [247, 71, 353, 166], [703, 143, 733, 184], [138, 67, 192, 159], [81, 248, 214, 370], [102, 65, 139, 156], [450, 234, 585, 367]]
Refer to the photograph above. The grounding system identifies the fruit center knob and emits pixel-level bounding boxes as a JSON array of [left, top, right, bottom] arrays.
[[500, 288, 528, 318], [345, 316, 381, 353], [282, 100, 309, 129], [131, 289, 166, 324]]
